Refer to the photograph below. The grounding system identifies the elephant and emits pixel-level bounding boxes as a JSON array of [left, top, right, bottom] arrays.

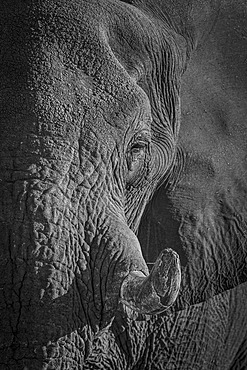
[[0, 0, 247, 369]]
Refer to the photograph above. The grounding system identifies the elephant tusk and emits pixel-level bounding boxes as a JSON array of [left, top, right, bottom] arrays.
[[120, 249, 181, 314]]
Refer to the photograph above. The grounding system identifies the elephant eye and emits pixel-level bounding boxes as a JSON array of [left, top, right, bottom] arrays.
[[128, 143, 146, 167], [126, 139, 150, 187]]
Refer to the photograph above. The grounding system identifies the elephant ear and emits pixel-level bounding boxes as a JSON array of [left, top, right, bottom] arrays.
[[138, 13, 247, 309], [138, 141, 247, 309]]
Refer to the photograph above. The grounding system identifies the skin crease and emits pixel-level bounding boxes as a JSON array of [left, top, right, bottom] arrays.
[[0, 0, 247, 369]]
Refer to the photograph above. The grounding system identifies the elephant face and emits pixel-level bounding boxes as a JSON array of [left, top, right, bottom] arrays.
[[0, 0, 183, 366], [1, 0, 247, 368]]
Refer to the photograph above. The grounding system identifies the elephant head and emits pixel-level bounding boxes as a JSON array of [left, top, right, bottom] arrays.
[[1, 0, 247, 368], [0, 0, 184, 367]]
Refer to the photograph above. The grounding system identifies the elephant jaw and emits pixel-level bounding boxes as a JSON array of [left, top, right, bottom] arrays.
[[120, 249, 181, 314]]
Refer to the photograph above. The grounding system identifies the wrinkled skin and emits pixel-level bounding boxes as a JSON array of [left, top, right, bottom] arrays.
[[0, 0, 247, 369]]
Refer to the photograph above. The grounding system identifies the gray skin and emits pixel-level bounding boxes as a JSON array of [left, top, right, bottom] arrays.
[[0, 0, 247, 369]]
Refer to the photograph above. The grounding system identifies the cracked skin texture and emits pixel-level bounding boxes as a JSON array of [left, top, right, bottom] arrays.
[[0, 0, 247, 369]]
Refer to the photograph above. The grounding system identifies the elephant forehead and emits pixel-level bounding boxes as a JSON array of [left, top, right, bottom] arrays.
[[49, 0, 155, 136], [0, 0, 154, 141]]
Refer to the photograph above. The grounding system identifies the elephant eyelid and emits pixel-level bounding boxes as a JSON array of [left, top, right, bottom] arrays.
[[128, 131, 151, 151], [133, 130, 151, 142]]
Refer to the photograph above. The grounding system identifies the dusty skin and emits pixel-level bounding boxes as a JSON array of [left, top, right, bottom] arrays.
[[0, 0, 247, 369]]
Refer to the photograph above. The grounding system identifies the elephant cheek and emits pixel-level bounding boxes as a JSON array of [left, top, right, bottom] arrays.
[[0, 176, 93, 366]]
